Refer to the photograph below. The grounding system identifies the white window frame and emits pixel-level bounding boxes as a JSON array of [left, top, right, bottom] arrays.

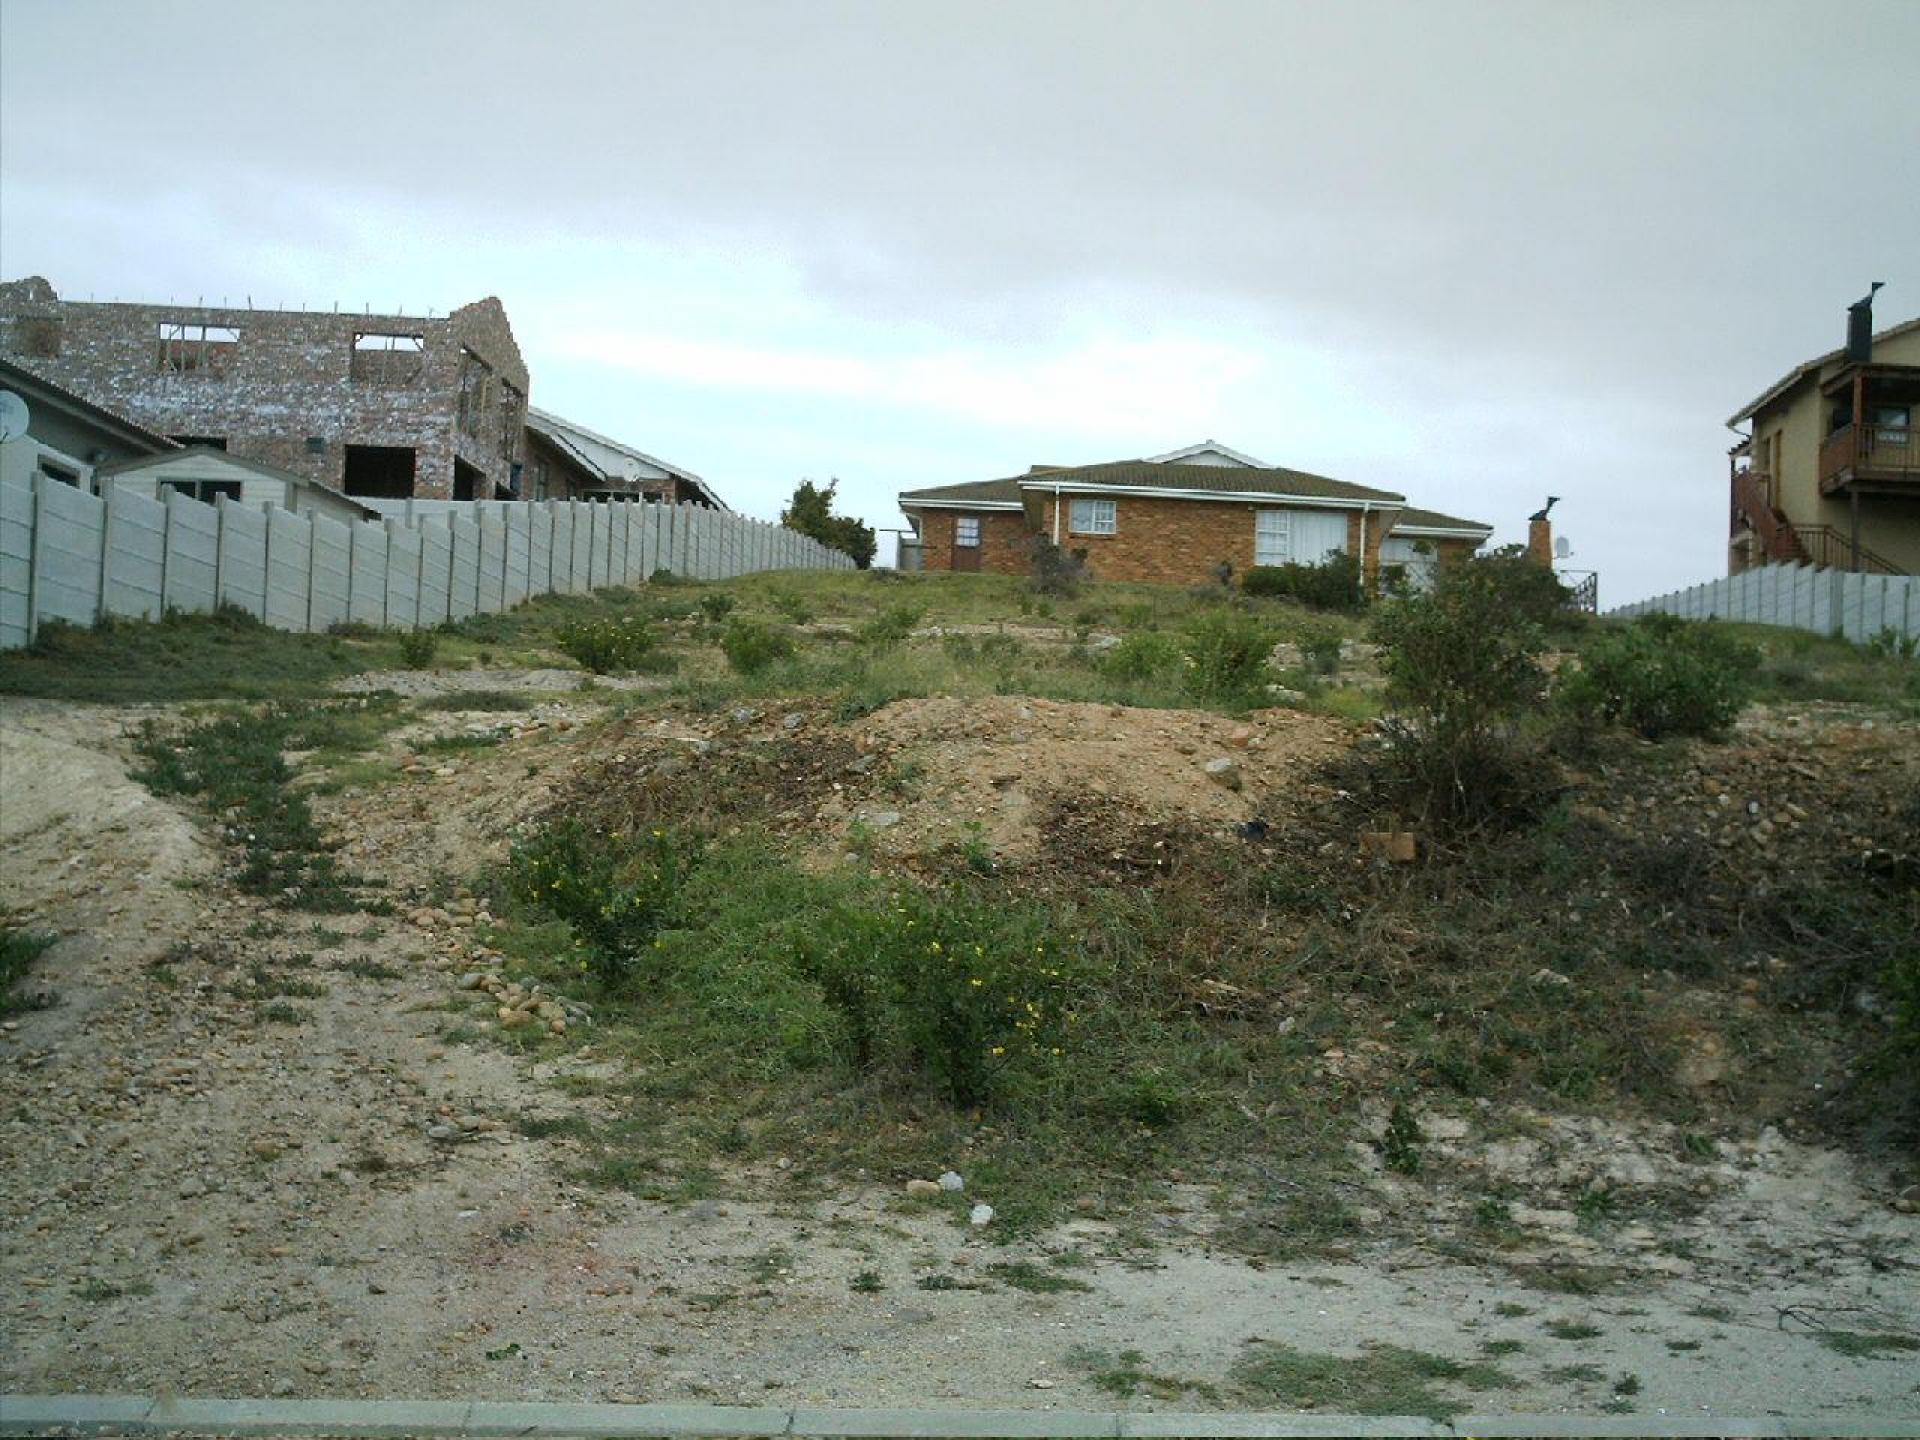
[[1069, 497, 1116, 535], [954, 515, 982, 548], [1254, 509, 1291, 567]]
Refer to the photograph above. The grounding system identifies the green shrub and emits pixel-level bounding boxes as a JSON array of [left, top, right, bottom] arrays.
[[721, 618, 797, 674], [855, 604, 924, 647], [397, 630, 438, 669], [555, 616, 667, 674], [1370, 555, 1555, 826], [1242, 552, 1363, 611], [1559, 615, 1758, 740], [1098, 630, 1182, 681], [506, 820, 699, 986], [697, 592, 737, 623], [769, 590, 816, 624], [1180, 609, 1276, 706]]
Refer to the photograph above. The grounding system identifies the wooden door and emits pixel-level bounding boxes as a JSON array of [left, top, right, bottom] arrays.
[[951, 514, 983, 571]]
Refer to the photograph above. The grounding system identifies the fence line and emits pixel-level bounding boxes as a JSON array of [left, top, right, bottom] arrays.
[[1608, 561, 1917, 644], [0, 478, 853, 650]]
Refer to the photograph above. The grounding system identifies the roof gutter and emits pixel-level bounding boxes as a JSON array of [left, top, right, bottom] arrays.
[[1012, 481, 1404, 509]]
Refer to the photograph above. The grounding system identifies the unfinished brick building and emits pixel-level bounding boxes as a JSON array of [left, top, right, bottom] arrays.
[[0, 276, 528, 501]]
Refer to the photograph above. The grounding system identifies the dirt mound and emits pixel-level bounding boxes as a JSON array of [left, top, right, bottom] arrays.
[[815, 696, 1353, 863]]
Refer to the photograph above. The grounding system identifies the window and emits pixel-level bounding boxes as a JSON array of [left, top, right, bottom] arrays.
[[159, 478, 243, 505], [1257, 508, 1348, 566], [1069, 497, 1116, 535], [1254, 509, 1291, 566], [350, 331, 425, 384], [954, 515, 981, 547], [156, 322, 240, 376], [38, 460, 83, 487]]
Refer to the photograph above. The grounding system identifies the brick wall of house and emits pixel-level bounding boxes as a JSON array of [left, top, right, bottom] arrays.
[[1035, 494, 1385, 586], [0, 278, 527, 500], [912, 509, 1032, 574]]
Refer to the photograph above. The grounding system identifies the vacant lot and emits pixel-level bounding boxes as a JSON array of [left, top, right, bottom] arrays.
[[2, 571, 1916, 1420]]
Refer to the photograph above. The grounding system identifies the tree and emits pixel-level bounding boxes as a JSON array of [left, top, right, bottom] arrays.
[[782, 478, 876, 570]]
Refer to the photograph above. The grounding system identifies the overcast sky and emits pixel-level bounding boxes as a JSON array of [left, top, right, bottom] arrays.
[[3, 1, 1915, 599]]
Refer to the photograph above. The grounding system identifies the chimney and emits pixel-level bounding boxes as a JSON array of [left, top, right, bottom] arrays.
[[1527, 496, 1560, 566], [1528, 515, 1553, 566], [1846, 282, 1885, 364]]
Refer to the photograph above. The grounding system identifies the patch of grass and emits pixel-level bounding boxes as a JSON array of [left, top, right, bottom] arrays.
[[740, 1245, 796, 1284], [0, 607, 377, 702], [74, 1278, 154, 1302], [1544, 1363, 1606, 1382], [1816, 1330, 1920, 1359], [1480, 1339, 1525, 1356], [1543, 1319, 1603, 1341], [256, 1002, 307, 1025], [416, 690, 535, 712], [1230, 1340, 1514, 1420], [419, 732, 506, 754], [134, 701, 397, 912], [985, 1260, 1093, 1294], [1066, 1346, 1206, 1402], [343, 958, 403, 981], [0, 926, 58, 1017], [849, 1270, 884, 1294]]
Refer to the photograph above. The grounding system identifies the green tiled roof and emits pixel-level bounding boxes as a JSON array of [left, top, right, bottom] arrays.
[[1392, 506, 1493, 533], [901, 460, 1403, 505]]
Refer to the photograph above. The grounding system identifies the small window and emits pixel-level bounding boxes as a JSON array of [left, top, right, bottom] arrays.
[[954, 515, 982, 547], [1069, 497, 1116, 535], [156, 322, 240, 376], [38, 460, 83, 487], [159, 478, 243, 504]]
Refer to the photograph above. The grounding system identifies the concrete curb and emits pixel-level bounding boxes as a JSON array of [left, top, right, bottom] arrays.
[[4, 1394, 1918, 1439]]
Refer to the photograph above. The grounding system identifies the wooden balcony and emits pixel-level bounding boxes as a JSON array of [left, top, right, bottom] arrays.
[[1819, 422, 1920, 494]]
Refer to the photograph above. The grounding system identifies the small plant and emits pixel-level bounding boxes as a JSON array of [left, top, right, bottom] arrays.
[[1295, 620, 1344, 676], [1, 927, 58, 1017], [720, 618, 797, 674], [1379, 1100, 1423, 1175], [507, 821, 700, 986], [1096, 630, 1180, 681], [555, 616, 668, 675], [697, 592, 737, 623], [397, 629, 438, 669], [856, 604, 925, 647], [1180, 609, 1276, 707], [849, 1270, 884, 1294]]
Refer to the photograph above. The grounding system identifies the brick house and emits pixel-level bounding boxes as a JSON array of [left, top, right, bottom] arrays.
[[1728, 289, 1919, 576], [899, 441, 1489, 587], [523, 408, 727, 508], [0, 275, 528, 503]]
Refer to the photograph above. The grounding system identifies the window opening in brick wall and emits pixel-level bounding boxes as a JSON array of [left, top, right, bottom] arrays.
[[453, 457, 484, 501], [1254, 509, 1291, 566], [343, 444, 418, 498], [158, 478, 243, 505], [351, 331, 426, 384], [1068, 497, 1116, 535], [156, 322, 240, 376], [955, 515, 982, 547]]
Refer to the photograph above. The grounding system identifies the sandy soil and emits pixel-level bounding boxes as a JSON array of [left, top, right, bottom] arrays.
[[2, 693, 1917, 1419]]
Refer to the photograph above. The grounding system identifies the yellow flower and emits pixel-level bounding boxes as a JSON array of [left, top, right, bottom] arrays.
[[969, 978, 983, 988], [990, 1046, 1005, 1056]]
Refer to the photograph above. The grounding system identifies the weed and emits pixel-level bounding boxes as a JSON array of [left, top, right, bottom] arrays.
[[256, 1002, 306, 1024], [849, 1269, 884, 1294], [1242, 552, 1363, 612], [697, 592, 738, 623], [1558, 614, 1759, 740], [1378, 1100, 1423, 1175], [1480, 1339, 1525, 1356], [1066, 1346, 1200, 1401], [0, 927, 58, 1017], [855, 604, 925, 648], [1545, 1363, 1605, 1382], [1180, 608, 1276, 707], [555, 615, 669, 675]]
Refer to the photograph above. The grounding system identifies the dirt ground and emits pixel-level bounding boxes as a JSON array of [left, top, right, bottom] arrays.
[[2, 690, 1917, 1419]]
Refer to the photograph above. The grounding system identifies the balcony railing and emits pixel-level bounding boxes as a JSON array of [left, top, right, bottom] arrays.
[[1819, 423, 1920, 492]]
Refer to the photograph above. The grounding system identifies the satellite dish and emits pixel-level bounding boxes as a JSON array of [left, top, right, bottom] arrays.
[[1553, 536, 1572, 559], [0, 391, 30, 443]]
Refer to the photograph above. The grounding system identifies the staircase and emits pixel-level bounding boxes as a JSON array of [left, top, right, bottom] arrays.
[[1730, 469, 1808, 564]]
